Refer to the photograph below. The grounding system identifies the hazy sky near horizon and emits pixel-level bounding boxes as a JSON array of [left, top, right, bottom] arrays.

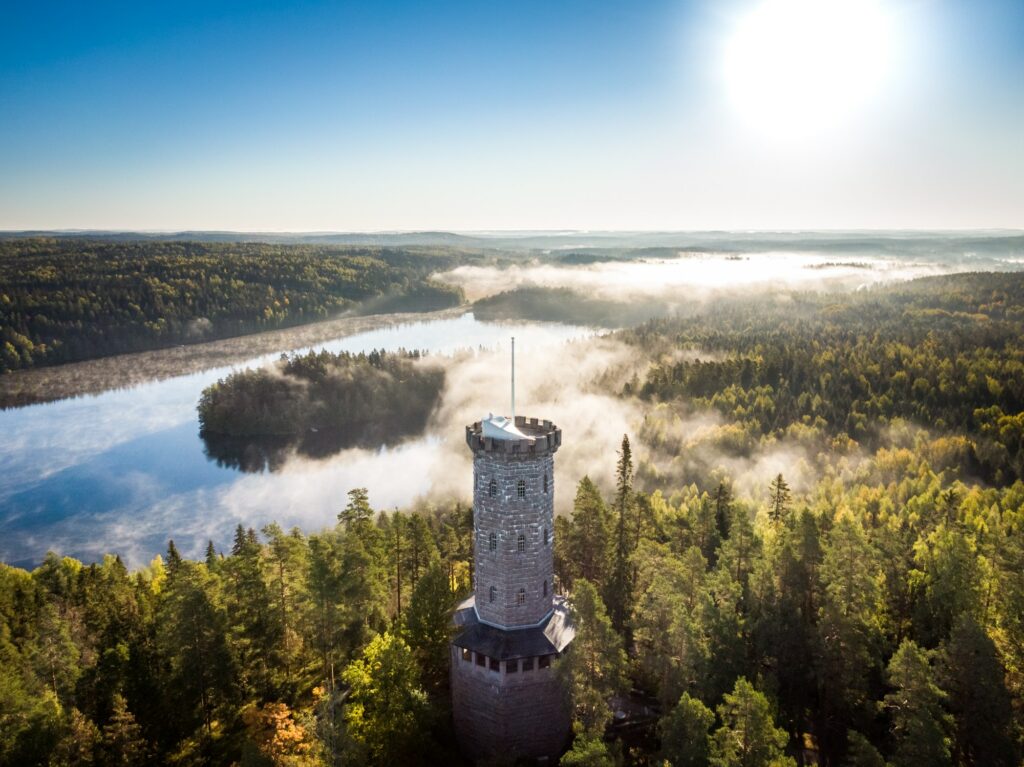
[[1, 0, 1021, 231]]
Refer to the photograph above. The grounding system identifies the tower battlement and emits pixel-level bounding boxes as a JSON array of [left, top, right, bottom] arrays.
[[465, 416, 562, 455]]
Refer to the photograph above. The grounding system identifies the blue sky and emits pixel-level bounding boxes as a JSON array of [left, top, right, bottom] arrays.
[[1, 0, 1021, 230]]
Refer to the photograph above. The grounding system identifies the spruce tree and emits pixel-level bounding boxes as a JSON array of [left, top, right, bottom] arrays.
[[607, 435, 635, 633], [884, 640, 952, 767], [768, 474, 791, 524]]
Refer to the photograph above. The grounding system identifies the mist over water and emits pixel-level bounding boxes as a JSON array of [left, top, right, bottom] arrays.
[[4, 248, 1023, 569], [0, 314, 592, 568]]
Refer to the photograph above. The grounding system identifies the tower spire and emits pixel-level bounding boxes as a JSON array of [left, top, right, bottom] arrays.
[[511, 336, 515, 421]]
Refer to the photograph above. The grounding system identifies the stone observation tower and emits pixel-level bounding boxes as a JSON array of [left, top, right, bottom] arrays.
[[450, 339, 575, 762]]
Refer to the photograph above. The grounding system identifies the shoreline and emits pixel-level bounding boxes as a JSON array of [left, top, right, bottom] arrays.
[[0, 306, 467, 409]]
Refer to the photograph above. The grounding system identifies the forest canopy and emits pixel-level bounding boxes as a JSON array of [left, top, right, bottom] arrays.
[[197, 349, 444, 470], [3, 270, 1024, 765], [0, 239, 468, 373]]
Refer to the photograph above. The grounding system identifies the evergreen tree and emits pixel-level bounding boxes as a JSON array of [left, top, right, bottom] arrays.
[[562, 476, 614, 588], [817, 514, 884, 760], [559, 579, 628, 739], [156, 560, 236, 739], [714, 482, 733, 541], [560, 734, 618, 767], [52, 707, 100, 767], [884, 639, 952, 767], [263, 522, 310, 698], [101, 693, 149, 767], [401, 563, 454, 691], [225, 524, 277, 700], [843, 731, 885, 767], [711, 677, 795, 767], [607, 435, 635, 633], [938, 616, 1017, 766], [768, 474, 791, 525], [659, 692, 714, 767], [339, 488, 374, 529]]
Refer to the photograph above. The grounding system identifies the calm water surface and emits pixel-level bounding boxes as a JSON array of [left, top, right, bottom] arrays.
[[0, 314, 591, 568]]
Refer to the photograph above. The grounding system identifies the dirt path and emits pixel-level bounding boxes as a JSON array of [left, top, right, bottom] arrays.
[[0, 307, 467, 409]]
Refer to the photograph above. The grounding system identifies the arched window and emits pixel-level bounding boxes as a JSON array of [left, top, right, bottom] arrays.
[[543, 527, 549, 546], [517, 534, 525, 552], [543, 580, 548, 597], [517, 479, 526, 499], [489, 586, 496, 603], [516, 588, 526, 605], [489, 532, 497, 552], [543, 473, 548, 494], [488, 479, 497, 498]]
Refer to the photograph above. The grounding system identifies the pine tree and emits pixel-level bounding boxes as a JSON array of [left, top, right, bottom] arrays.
[[939, 616, 1017, 766], [884, 639, 952, 767], [711, 677, 795, 767], [659, 692, 714, 767], [156, 560, 236, 738], [339, 487, 374, 529], [768, 474, 791, 524], [558, 579, 628, 739], [562, 476, 614, 588], [817, 514, 884, 761], [263, 522, 310, 698], [52, 707, 100, 767], [714, 482, 733, 541], [101, 694, 148, 767], [402, 563, 454, 691]]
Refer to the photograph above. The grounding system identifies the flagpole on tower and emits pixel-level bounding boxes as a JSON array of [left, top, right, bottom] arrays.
[[511, 336, 515, 422]]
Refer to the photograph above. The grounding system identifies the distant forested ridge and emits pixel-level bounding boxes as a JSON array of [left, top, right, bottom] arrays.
[[627, 272, 1024, 483], [198, 349, 444, 470], [0, 239, 468, 373], [472, 286, 672, 327]]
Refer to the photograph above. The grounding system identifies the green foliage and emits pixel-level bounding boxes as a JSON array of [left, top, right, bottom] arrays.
[[0, 238, 466, 373], [710, 677, 794, 767], [558, 477, 614, 589], [473, 286, 669, 328], [629, 273, 1024, 482], [401, 563, 455, 691], [607, 436, 636, 633], [197, 349, 444, 467], [339, 632, 428, 765], [938, 617, 1017, 766], [101, 693, 150, 766], [885, 640, 952, 767], [659, 692, 714, 767], [559, 732, 619, 766], [0, 500, 473, 765], [559, 580, 629, 739], [5, 271, 1024, 764]]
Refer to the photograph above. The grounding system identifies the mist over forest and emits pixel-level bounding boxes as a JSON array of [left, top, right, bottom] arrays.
[[3, 233, 1024, 766]]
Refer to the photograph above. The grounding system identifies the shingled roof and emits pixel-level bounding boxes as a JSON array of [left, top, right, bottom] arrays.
[[452, 594, 575, 661]]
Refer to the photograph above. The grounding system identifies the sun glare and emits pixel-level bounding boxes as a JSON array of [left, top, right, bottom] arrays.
[[722, 0, 895, 137]]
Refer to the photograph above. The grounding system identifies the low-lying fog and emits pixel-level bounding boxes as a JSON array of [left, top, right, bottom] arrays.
[[3, 246, 1023, 568], [436, 250, 997, 303]]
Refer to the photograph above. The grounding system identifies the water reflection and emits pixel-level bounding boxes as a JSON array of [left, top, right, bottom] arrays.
[[0, 314, 592, 568]]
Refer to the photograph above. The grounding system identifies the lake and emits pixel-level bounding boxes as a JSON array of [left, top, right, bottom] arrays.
[[0, 313, 593, 569]]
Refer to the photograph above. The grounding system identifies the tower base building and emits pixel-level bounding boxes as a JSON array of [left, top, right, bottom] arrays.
[[450, 415, 575, 762]]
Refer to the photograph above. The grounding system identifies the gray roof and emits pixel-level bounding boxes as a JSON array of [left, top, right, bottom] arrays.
[[452, 595, 575, 661]]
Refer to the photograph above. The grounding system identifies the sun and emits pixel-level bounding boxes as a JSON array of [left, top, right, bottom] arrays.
[[722, 0, 895, 137]]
